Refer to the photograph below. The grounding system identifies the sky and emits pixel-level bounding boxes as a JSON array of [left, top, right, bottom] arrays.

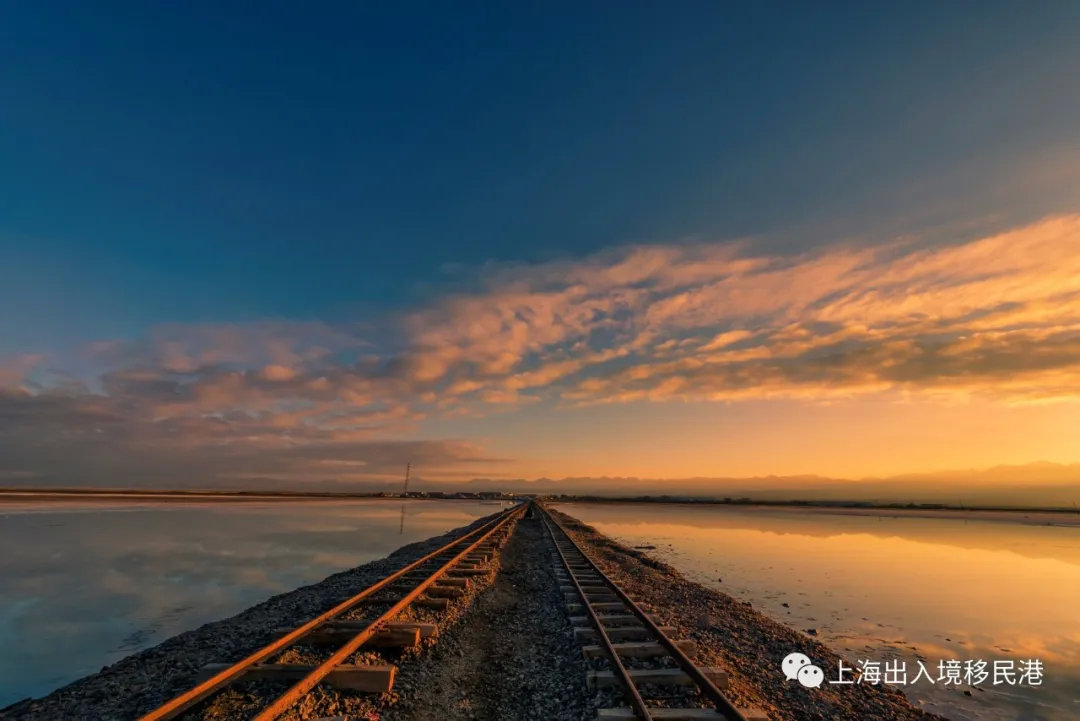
[[3, 2, 1080, 491]]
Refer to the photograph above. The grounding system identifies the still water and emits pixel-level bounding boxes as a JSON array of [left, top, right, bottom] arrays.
[[554, 502, 1080, 721], [0, 498, 501, 707]]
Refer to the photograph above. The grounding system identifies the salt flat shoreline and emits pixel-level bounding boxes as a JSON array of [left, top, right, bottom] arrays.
[[557, 499, 1080, 527], [3, 490, 1077, 527], [4, 509, 945, 721]]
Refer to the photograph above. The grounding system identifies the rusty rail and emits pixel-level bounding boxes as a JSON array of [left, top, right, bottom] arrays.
[[539, 503, 748, 721], [141, 504, 522, 721], [545, 510, 653, 720]]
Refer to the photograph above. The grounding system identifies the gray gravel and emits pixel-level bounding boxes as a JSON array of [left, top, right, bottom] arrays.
[[385, 511, 592, 721]]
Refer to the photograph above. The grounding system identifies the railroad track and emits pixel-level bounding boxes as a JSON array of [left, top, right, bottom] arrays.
[[538, 504, 765, 721], [140, 504, 523, 721]]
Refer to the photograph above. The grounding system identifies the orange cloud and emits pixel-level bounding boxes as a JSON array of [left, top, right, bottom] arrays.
[[4, 215, 1080, 486], [396, 214, 1080, 406]]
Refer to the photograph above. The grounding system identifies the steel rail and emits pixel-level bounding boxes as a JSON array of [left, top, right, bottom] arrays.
[[541, 508, 653, 720], [251, 502, 524, 720], [539, 503, 748, 721], [141, 505, 520, 721]]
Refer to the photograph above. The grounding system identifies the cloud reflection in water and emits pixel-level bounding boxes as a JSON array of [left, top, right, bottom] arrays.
[[0, 498, 495, 706]]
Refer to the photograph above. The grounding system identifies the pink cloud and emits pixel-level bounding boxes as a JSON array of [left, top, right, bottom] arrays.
[[6, 214, 1080, 486], [0, 354, 46, 389]]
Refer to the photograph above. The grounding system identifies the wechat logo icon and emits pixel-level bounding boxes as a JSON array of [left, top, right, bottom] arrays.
[[783, 651, 824, 689]]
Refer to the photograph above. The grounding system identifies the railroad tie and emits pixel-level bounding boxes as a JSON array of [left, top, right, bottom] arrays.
[[569, 613, 662, 626], [197, 663, 396, 693], [587, 667, 729, 690], [437, 577, 469, 587], [597, 709, 769, 721], [322, 621, 437, 640], [273, 626, 421, 649], [565, 601, 632, 614], [416, 596, 450, 610], [580, 639, 698, 659], [448, 567, 489, 576], [575, 625, 678, 641]]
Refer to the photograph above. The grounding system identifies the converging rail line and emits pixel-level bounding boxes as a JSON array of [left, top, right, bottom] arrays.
[[140, 504, 523, 721], [538, 503, 764, 721]]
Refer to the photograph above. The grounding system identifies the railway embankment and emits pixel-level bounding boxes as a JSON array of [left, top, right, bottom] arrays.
[[2, 506, 945, 721]]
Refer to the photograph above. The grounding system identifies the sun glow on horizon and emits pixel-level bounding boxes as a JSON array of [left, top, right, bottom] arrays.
[[4, 215, 1080, 489]]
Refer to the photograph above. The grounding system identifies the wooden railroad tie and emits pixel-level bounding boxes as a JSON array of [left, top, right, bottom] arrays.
[[449, 568, 489, 576], [575, 625, 678, 641], [569, 613, 661, 627], [273, 626, 420, 649], [562, 586, 612, 594], [587, 667, 728, 690], [403, 573, 467, 586], [416, 596, 450, 610], [564, 588, 620, 597], [197, 663, 395, 693], [565, 601, 631, 614], [580, 639, 698, 659], [322, 621, 437, 639], [437, 577, 469, 587], [565, 595, 622, 606], [597, 708, 769, 721]]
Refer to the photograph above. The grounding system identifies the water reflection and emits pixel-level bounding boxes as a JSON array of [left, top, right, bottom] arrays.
[[0, 498, 495, 707], [554, 502, 1080, 721]]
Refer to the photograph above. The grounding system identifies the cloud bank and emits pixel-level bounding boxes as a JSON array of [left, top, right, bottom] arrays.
[[3, 215, 1080, 487]]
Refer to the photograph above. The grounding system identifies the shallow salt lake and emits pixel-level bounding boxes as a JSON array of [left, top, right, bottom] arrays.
[[553, 502, 1080, 721], [0, 497, 508, 707]]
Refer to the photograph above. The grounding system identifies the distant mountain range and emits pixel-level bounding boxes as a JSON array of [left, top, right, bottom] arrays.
[[4, 462, 1078, 509], [412, 462, 1080, 508]]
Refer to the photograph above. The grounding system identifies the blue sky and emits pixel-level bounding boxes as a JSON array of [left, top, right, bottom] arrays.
[[5, 1, 1079, 348], [3, 2, 1080, 487]]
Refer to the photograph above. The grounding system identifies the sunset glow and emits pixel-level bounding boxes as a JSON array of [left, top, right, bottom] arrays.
[[4, 216, 1080, 489], [3, 3, 1080, 497]]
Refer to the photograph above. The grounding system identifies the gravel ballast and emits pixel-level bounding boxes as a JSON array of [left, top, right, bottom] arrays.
[[384, 510, 592, 721]]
